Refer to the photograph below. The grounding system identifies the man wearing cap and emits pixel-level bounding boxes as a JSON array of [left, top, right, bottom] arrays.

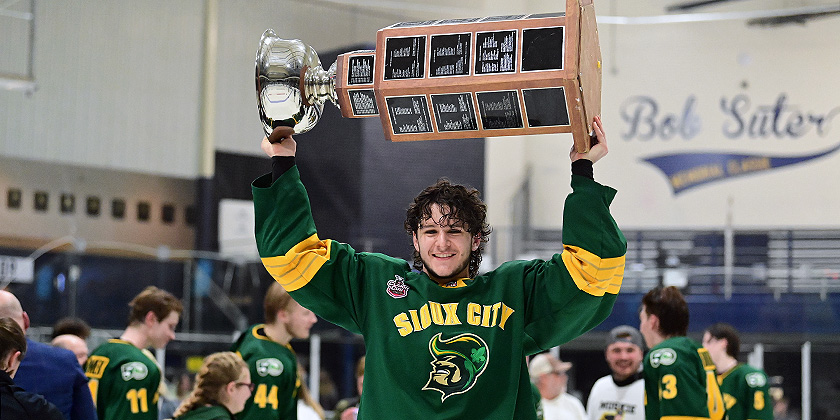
[[587, 325, 646, 420], [529, 353, 586, 420]]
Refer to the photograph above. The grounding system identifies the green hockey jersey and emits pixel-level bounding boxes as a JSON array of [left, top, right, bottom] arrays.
[[252, 166, 626, 420], [718, 364, 773, 420], [85, 339, 161, 420], [174, 405, 236, 420], [643, 336, 725, 420], [231, 324, 300, 420]]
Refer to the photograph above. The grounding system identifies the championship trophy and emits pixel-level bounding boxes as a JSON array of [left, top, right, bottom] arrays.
[[256, 0, 601, 152]]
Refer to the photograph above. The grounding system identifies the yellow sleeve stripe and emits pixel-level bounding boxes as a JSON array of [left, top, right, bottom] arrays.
[[561, 244, 625, 296], [261, 234, 332, 291]]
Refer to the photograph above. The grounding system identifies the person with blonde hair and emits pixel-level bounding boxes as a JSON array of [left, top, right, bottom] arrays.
[[297, 363, 326, 420], [172, 352, 253, 420], [231, 281, 317, 420]]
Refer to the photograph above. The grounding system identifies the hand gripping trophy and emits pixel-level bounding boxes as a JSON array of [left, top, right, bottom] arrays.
[[256, 0, 602, 152]]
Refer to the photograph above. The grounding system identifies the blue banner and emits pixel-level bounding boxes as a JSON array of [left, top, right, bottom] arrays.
[[642, 142, 840, 194]]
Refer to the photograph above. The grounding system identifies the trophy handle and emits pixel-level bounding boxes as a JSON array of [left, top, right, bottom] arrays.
[[303, 61, 338, 108]]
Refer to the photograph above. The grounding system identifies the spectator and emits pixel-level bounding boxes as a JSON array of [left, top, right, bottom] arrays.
[[587, 325, 645, 420], [85, 286, 182, 420], [702, 323, 773, 420], [0, 316, 64, 420], [298, 364, 326, 420], [639, 286, 724, 420], [332, 355, 364, 420], [172, 351, 252, 420], [772, 394, 799, 420], [0, 289, 97, 420], [52, 317, 92, 340], [51, 334, 89, 366], [158, 371, 195, 420], [529, 353, 586, 420]]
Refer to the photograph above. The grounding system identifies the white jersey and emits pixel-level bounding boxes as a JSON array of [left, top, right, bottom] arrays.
[[586, 374, 645, 420], [542, 393, 587, 420]]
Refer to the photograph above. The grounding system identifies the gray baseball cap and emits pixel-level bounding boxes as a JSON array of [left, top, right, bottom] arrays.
[[606, 325, 645, 350]]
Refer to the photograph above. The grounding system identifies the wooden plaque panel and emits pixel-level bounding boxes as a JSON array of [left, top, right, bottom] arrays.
[[334, 0, 600, 151]]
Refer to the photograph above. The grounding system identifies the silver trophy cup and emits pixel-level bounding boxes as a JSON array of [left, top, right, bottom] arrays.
[[255, 29, 339, 137]]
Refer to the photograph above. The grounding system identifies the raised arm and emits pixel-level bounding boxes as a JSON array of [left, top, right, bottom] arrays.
[[571, 115, 608, 164], [262, 126, 297, 157]]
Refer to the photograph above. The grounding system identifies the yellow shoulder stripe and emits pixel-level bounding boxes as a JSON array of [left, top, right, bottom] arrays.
[[261, 234, 332, 291], [561, 245, 625, 296]]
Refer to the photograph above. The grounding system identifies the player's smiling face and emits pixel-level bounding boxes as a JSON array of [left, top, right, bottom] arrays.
[[413, 204, 480, 285]]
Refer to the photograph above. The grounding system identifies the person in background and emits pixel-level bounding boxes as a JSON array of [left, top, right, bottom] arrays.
[[702, 323, 773, 420], [86, 285, 183, 420], [231, 282, 317, 420], [529, 353, 586, 420], [771, 392, 799, 420], [639, 286, 724, 420], [52, 333, 90, 366], [297, 364, 326, 420], [52, 317, 92, 340], [587, 325, 645, 420], [0, 316, 65, 420], [531, 380, 545, 420], [0, 289, 97, 420], [51, 316, 93, 366], [172, 352, 253, 420], [331, 355, 364, 420]]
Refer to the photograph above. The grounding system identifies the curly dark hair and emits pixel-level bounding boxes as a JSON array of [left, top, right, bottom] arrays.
[[404, 179, 491, 278]]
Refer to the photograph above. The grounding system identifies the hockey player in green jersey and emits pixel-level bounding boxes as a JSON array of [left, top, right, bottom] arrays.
[[231, 281, 317, 420], [86, 286, 182, 420], [702, 323, 773, 420], [639, 286, 725, 420], [252, 115, 625, 420]]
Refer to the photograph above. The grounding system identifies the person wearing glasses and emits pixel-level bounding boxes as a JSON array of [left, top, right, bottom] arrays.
[[529, 353, 586, 420], [231, 282, 318, 420], [172, 352, 253, 420]]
